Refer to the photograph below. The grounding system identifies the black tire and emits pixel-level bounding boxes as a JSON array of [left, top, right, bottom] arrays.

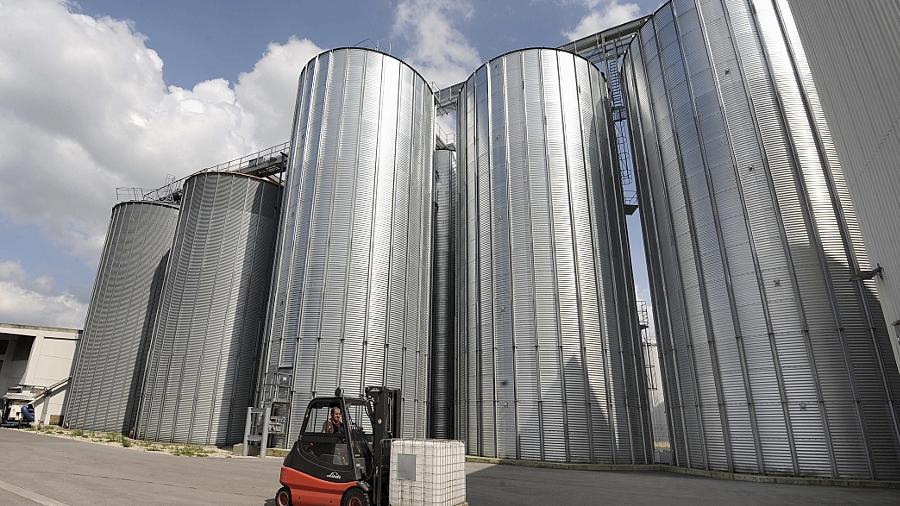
[[275, 486, 292, 506], [342, 487, 371, 506]]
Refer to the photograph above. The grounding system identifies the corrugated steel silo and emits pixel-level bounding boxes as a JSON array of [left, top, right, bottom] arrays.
[[457, 48, 653, 463], [136, 171, 280, 445], [623, 0, 900, 478], [259, 48, 434, 442], [65, 201, 178, 433], [786, 0, 900, 374], [429, 148, 457, 439]]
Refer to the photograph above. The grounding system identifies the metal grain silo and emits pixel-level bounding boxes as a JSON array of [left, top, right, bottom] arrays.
[[65, 201, 178, 433], [457, 48, 653, 463], [258, 48, 434, 443], [136, 171, 280, 445], [785, 0, 900, 375], [429, 148, 457, 439], [623, 0, 900, 478]]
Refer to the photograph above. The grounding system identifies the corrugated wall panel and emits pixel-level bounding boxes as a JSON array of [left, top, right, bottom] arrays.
[[136, 172, 280, 445], [65, 201, 178, 434], [258, 48, 434, 444], [624, 0, 900, 478], [786, 0, 900, 479], [459, 48, 652, 463]]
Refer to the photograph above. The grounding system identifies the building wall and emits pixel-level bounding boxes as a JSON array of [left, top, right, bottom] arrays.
[[458, 48, 652, 463], [624, 0, 900, 478], [0, 323, 80, 424], [786, 0, 900, 372], [137, 172, 281, 445], [259, 48, 435, 443]]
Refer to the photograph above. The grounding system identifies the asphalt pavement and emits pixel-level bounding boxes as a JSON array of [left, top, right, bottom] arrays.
[[2, 428, 899, 505]]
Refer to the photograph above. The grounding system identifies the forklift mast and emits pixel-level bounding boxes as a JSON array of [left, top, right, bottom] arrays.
[[364, 385, 401, 504]]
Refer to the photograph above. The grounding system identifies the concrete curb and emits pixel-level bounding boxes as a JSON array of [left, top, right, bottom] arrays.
[[231, 443, 288, 458], [464, 456, 900, 490]]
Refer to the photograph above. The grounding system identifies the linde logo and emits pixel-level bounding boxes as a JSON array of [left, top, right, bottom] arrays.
[[326, 472, 341, 480]]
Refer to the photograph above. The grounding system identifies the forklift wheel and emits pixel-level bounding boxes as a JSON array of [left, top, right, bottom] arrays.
[[342, 487, 371, 506], [275, 486, 292, 506]]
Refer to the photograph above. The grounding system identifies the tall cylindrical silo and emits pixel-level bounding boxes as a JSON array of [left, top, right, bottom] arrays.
[[259, 48, 434, 443], [136, 171, 281, 445], [623, 0, 900, 478], [457, 48, 653, 463], [429, 148, 457, 439], [65, 201, 178, 433]]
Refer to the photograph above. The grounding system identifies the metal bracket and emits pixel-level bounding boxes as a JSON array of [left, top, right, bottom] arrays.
[[851, 263, 884, 281]]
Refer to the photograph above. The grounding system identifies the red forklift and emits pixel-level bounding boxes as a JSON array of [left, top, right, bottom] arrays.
[[275, 386, 402, 506]]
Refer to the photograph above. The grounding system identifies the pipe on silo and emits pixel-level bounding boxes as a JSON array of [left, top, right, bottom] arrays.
[[259, 48, 435, 443], [136, 171, 281, 445], [457, 48, 653, 463], [65, 201, 178, 434]]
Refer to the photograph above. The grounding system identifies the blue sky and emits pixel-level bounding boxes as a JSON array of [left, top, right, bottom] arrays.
[[0, 0, 658, 328]]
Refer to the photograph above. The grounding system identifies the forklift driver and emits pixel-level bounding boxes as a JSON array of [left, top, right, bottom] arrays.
[[321, 406, 345, 435], [321, 406, 349, 465]]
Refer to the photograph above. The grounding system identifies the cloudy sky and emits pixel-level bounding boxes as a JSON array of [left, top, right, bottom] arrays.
[[0, 0, 658, 329]]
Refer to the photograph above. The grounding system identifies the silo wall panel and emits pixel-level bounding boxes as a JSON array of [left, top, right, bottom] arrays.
[[786, 0, 900, 378], [65, 201, 178, 434], [624, 0, 900, 478], [787, 0, 900, 473], [136, 172, 280, 445], [260, 48, 434, 442], [430, 148, 457, 439], [457, 48, 652, 463]]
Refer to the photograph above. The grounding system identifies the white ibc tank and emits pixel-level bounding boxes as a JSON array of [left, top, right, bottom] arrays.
[[389, 440, 466, 506]]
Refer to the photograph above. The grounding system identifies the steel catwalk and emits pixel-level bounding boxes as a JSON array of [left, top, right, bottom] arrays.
[[136, 172, 281, 445], [457, 48, 653, 463], [429, 148, 457, 439], [623, 0, 900, 478], [65, 201, 178, 434], [259, 48, 434, 443]]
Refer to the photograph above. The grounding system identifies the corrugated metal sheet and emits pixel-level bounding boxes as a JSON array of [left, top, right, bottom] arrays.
[[457, 48, 653, 464], [430, 149, 457, 439], [136, 172, 281, 445], [259, 48, 434, 443], [623, 0, 900, 479], [786, 0, 900, 399], [65, 201, 178, 434]]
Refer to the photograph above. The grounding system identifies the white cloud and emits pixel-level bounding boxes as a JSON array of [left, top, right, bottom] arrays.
[[563, 0, 642, 41], [0, 261, 87, 328], [0, 0, 322, 325], [0, 0, 321, 262], [235, 37, 323, 147], [393, 0, 482, 90]]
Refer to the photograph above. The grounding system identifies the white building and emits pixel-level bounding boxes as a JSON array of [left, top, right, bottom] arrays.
[[0, 322, 80, 424]]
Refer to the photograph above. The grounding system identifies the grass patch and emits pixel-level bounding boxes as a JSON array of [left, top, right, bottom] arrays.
[[171, 445, 212, 457], [23, 425, 217, 457], [103, 432, 123, 443]]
